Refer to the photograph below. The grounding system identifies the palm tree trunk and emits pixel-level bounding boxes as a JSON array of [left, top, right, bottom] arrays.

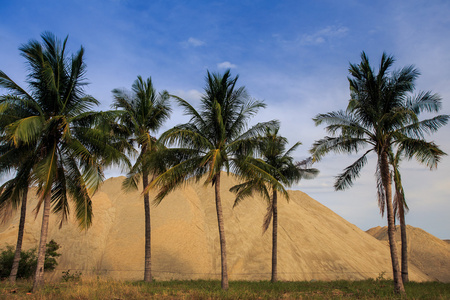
[[399, 204, 409, 283], [32, 193, 51, 292], [214, 173, 229, 290], [271, 189, 278, 283], [380, 152, 405, 294], [9, 187, 28, 283], [143, 171, 152, 282]]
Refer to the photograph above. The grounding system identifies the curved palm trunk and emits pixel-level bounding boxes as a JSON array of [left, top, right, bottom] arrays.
[[380, 152, 405, 294], [271, 189, 278, 283], [143, 171, 152, 282], [214, 173, 229, 290], [9, 187, 28, 283], [399, 204, 409, 283], [32, 193, 51, 292]]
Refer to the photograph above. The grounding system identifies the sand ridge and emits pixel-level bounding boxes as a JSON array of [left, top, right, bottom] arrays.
[[0, 173, 432, 281], [367, 225, 450, 282]]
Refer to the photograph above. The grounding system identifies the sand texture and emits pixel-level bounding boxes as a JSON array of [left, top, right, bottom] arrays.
[[367, 225, 450, 282], [0, 174, 432, 282]]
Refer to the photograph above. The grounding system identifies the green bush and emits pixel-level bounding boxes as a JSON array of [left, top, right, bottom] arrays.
[[0, 239, 61, 279], [43, 240, 61, 271]]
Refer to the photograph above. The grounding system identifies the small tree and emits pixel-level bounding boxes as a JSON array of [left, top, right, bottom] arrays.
[[111, 75, 171, 282], [231, 126, 318, 282]]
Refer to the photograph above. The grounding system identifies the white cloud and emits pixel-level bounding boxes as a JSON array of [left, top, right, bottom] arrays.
[[186, 37, 205, 47], [300, 26, 349, 46], [171, 89, 203, 103], [217, 61, 237, 69]]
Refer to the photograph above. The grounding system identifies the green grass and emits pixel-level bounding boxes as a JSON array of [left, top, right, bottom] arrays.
[[1, 278, 449, 299]]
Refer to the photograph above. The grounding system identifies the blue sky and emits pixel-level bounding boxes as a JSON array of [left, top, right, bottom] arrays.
[[1, 0, 449, 239]]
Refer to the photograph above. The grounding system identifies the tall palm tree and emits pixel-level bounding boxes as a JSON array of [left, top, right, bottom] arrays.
[[311, 52, 448, 294], [0, 143, 34, 283], [389, 91, 447, 283], [0, 32, 120, 291], [0, 100, 35, 283], [148, 70, 278, 290], [230, 126, 318, 282], [111, 75, 171, 282]]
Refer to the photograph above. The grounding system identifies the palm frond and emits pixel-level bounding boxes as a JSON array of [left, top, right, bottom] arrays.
[[334, 150, 371, 191], [310, 136, 369, 161], [399, 115, 449, 139], [407, 91, 442, 114], [400, 138, 446, 169], [0, 71, 34, 100], [6, 116, 43, 146], [375, 159, 386, 216], [262, 203, 273, 233], [51, 164, 69, 228], [34, 143, 58, 202], [392, 157, 408, 219], [160, 125, 212, 150], [230, 178, 270, 208], [170, 94, 206, 129]]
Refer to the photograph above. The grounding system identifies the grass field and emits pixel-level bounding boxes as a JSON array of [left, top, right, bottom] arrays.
[[1, 278, 449, 299]]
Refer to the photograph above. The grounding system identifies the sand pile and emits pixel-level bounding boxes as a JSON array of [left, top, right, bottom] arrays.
[[367, 225, 450, 282], [0, 174, 431, 281]]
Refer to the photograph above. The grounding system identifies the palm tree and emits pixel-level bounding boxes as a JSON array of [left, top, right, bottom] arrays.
[[111, 75, 171, 282], [389, 147, 425, 284], [311, 52, 448, 293], [389, 91, 447, 283], [0, 101, 35, 283], [0, 32, 120, 291], [148, 70, 278, 290], [390, 148, 410, 283], [0, 143, 33, 283], [230, 126, 318, 282]]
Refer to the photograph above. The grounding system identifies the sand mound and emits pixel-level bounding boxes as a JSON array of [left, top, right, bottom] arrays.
[[367, 225, 450, 282], [0, 174, 431, 282]]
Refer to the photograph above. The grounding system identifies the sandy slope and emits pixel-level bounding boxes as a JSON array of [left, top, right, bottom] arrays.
[[0, 174, 431, 282], [367, 225, 450, 282]]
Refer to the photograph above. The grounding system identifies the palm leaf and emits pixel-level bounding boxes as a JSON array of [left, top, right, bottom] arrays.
[[334, 150, 371, 190]]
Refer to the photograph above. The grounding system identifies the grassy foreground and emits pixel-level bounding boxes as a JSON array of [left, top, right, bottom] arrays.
[[1, 278, 449, 299]]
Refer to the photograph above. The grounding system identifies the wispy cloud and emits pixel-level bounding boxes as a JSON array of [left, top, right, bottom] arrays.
[[217, 61, 237, 69], [171, 89, 203, 102], [184, 37, 205, 47], [300, 26, 348, 45]]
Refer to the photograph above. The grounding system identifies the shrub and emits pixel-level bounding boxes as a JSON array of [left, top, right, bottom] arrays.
[[0, 240, 61, 279], [61, 270, 82, 282], [43, 240, 61, 272]]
